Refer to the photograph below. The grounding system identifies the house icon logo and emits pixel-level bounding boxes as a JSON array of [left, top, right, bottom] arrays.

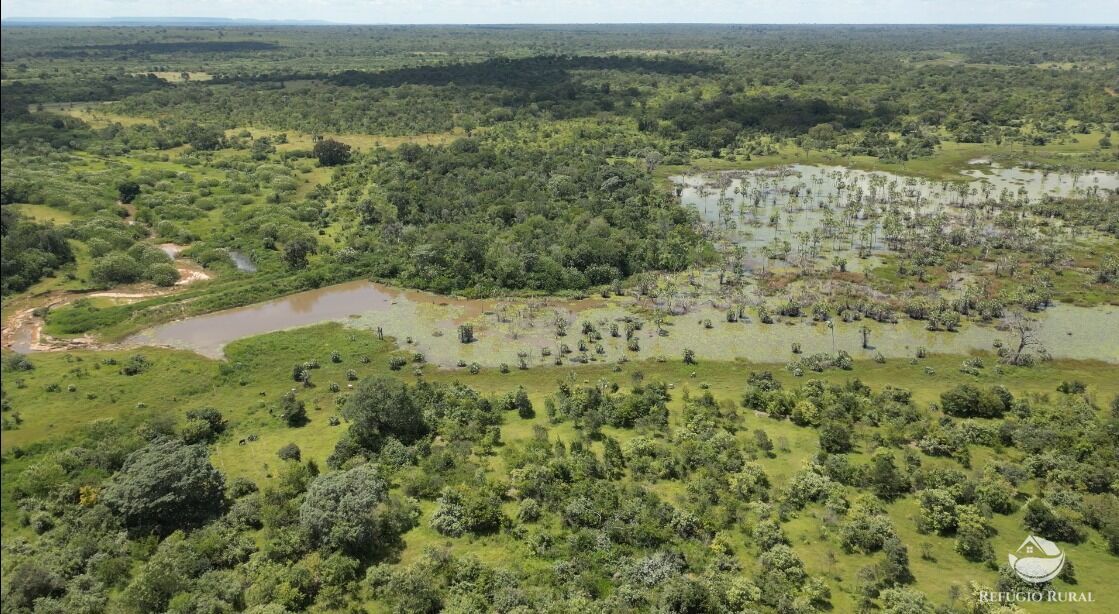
[[1009, 535, 1065, 583]]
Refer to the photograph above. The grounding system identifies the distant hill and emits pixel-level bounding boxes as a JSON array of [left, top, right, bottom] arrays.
[[1, 16, 335, 26]]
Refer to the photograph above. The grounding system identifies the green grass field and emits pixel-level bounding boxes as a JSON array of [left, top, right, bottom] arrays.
[[3, 320, 1116, 610], [657, 131, 1119, 185]]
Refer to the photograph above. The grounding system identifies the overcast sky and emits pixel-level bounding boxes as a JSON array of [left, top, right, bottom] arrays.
[[2, 0, 1117, 24]]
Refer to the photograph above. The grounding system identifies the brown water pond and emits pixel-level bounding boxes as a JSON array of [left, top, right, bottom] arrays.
[[124, 279, 1119, 367]]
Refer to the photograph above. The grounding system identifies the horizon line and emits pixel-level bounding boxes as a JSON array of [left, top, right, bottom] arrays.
[[3, 18, 1119, 27]]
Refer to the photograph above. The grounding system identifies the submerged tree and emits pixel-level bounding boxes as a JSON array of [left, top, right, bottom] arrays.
[[458, 324, 475, 344], [1000, 310, 1049, 366]]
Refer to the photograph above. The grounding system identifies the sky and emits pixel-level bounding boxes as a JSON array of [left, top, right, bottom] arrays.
[[1, 0, 1117, 24]]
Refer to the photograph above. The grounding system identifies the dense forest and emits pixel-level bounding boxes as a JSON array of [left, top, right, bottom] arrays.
[[1, 24, 1118, 614]]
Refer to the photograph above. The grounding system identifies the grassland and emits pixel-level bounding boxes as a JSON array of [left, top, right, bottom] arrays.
[[657, 131, 1119, 186], [3, 321, 1117, 611]]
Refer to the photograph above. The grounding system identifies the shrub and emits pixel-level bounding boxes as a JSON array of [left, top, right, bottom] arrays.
[[91, 252, 143, 286], [940, 384, 1012, 418], [278, 443, 302, 462]]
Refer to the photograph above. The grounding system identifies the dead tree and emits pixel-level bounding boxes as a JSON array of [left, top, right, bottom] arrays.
[[1001, 310, 1049, 366]]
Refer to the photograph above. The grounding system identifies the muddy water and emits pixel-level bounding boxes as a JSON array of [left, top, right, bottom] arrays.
[[126, 280, 403, 357], [124, 279, 1119, 366]]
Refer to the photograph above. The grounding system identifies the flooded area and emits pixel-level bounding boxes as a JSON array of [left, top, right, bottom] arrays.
[[670, 164, 1118, 272], [123, 279, 1119, 366], [20, 164, 1119, 367]]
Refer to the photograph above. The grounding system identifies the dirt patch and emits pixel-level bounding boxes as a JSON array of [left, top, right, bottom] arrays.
[[175, 261, 212, 285], [2, 256, 212, 353]]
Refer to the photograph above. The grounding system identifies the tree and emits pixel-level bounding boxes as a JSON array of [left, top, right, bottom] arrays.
[[457, 324, 475, 343], [754, 429, 775, 457], [976, 469, 1016, 514], [879, 588, 935, 614], [754, 518, 789, 550], [657, 578, 716, 613], [0, 210, 74, 294], [184, 123, 223, 151], [840, 497, 898, 553], [186, 407, 225, 433], [819, 422, 854, 453], [117, 181, 141, 204], [939, 384, 1011, 418], [757, 544, 807, 599], [102, 438, 226, 535], [512, 386, 533, 418], [282, 237, 316, 269], [299, 463, 415, 557], [955, 506, 994, 562], [280, 391, 308, 427], [429, 484, 503, 536], [917, 488, 958, 535], [313, 138, 352, 166], [603, 436, 625, 479], [1023, 498, 1083, 543], [1001, 311, 1049, 366], [182, 407, 226, 443], [341, 376, 428, 453], [3, 561, 65, 610], [91, 252, 143, 286], [879, 536, 915, 586], [868, 450, 909, 501]]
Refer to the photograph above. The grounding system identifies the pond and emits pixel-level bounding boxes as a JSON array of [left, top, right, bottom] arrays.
[[124, 279, 1119, 366]]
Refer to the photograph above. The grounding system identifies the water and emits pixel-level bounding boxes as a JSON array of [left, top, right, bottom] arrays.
[[126, 280, 399, 357], [670, 165, 1118, 271], [124, 279, 1119, 366]]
